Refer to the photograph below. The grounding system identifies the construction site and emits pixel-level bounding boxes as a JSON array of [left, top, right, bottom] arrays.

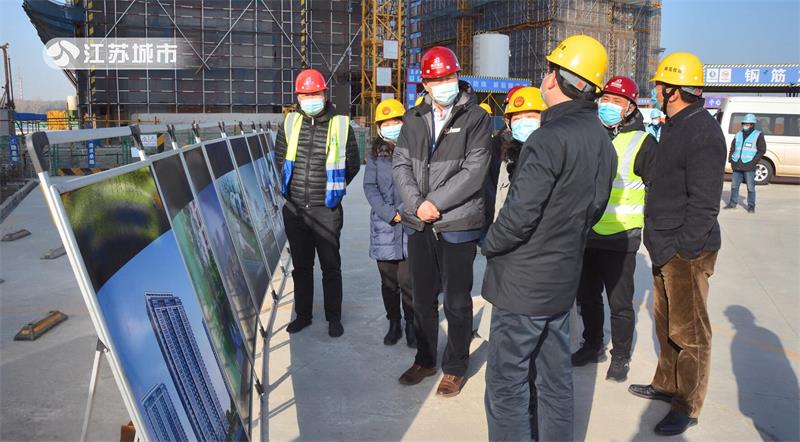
[[17, 0, 661, 128], [3, 2, 800, 442]]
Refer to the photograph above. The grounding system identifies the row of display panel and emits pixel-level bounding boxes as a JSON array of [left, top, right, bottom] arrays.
[[41, 130, 287, 441]]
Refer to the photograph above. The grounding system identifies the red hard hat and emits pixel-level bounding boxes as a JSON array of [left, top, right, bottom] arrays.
[[420, 46, 461, 79], [504, 85, 525, 105], [295, 69, 327, 94], [602, 76, 639, 103]]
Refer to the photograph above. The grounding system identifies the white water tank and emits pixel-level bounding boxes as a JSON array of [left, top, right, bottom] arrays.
[[473, 33, 510, 78], [67, 95, 78, 112]]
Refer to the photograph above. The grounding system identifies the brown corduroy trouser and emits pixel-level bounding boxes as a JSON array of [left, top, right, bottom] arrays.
[[651, 251, 718, 418]]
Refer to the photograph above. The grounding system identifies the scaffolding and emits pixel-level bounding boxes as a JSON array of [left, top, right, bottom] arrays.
[[25, 0, 362, 125], [415, 0, 661, 91], [360, 0, 403, 133]]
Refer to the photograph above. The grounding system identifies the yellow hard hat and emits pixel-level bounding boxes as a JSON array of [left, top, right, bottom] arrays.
[[375, 98, 405, 123], [479, 103, 492, 115], [546, 34, 608, 88], [651, 52, 704, 87], [504, 87, 547, 116]]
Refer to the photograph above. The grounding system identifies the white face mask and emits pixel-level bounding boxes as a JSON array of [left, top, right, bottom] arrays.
[[299, 96, 325, 115], [510, 118, 540, 143], [380, 123, 402, 142], [429, 81, 460, 106]]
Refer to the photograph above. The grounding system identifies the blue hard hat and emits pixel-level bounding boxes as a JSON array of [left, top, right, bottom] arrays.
[[650, 108, 663, 119], [742, 113, 757, 124]]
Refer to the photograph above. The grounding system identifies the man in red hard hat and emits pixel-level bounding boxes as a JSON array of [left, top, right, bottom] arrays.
[[274, 68, 361, 338], [572, 76, 657, 382], [393, 46, 492, 397]]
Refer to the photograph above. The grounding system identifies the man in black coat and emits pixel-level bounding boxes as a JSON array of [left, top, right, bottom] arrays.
[[274, 69, 360, 338], [482, 35, 616, 441], [628, 52, 726, 436], [393, 46, 491, 397]]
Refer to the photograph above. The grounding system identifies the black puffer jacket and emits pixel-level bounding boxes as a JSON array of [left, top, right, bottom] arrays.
[[274, 102, 361, 207], [482, 99, 616, 316], [586, 110, 658, 252], [393, 80, 492, 232]]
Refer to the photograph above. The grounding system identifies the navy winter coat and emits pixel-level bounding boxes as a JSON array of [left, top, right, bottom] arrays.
[[364, 144, 407, 261]]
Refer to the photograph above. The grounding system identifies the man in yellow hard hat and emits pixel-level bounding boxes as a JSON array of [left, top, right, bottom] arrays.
[[628, 52, 725, 436], [482, 35, 616, 441]]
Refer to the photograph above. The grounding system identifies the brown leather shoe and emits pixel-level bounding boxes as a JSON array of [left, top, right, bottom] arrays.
[[436, 374, 466, 398], [398, 364, 437, 385]]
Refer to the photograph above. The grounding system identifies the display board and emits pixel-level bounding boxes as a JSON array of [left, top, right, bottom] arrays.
[[152, 151, 255, 423], [59, 165, 248, 441], [229, 137, 283, 274], [36, 130, 289, 441], [203, 140, 271, 310], [251, 133, 286, 247]]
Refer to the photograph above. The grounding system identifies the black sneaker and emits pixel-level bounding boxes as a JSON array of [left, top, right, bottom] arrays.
[[329, 320, 344, 338], [571, 343, 606, 367], [286, 318, 312, 334], [606, 356, 630, 382], [723, 204, 736, 209], [747, 206, 755, 213]]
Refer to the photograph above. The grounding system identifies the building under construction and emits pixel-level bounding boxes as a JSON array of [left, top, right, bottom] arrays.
[[23, 0, 660, 126], [24, 0, 362, 125], [409, 0, 662, 92]]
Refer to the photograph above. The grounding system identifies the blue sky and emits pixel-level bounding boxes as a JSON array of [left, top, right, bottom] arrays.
[[1, 0, 797, 100]]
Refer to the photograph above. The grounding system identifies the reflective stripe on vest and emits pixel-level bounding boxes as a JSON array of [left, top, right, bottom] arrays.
[[732, 130, 760, 164], [282, 112, 350, 208], [592, 130, 647, 235]]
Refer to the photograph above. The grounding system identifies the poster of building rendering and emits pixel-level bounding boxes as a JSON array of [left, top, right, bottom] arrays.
[[230, 137, 283, 273], [247, 134, 286, 249], [203, 140, 270, 309], [152, 152, 254, 423], [256, 132, 285, 207], [59, 166, 247, 441], [182, 145, 261, 355]]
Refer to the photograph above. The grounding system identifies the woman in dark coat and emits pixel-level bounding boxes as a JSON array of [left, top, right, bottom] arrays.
[[363, 98, 415, 347]]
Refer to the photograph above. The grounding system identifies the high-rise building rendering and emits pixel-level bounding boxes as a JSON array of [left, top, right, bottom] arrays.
[[142, 383, 188, 442], [145, 292, 229, 441]]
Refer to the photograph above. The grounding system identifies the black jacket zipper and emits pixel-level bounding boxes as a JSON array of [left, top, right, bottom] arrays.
[[304, 117, 316, 208]]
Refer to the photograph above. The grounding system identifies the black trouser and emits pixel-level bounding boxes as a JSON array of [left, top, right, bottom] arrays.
[[576, 248, 637, 358], [408, 225, 476, 377], [376, 260, 414, 321], [485, 307, 572, 441], [283, 203, 344, 322]]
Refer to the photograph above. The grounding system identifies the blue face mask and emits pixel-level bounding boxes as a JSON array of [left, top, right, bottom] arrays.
[[380, 123, 402, 142], [299, 97, 325, 115], [430, 81, 460, 106], [510, 118, 540, 143], [598, 102, 624, 127]]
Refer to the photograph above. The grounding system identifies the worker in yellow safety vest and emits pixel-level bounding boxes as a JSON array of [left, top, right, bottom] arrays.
[[572, 75, 657, 383], [274, 68, 361, 338]]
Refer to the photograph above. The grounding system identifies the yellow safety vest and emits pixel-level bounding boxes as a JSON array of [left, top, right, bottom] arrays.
[[592, 130, 646, 235], [282, 112, 350, 208]]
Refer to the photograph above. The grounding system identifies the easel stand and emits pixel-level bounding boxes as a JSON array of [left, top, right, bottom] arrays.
[[80, 339, 142, 442]]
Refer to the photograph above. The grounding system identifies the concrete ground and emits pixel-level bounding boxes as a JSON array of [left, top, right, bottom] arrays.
[[1, 175, 798, 441]]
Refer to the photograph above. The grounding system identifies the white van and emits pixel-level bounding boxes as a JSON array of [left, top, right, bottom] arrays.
[[716, 96, 800, 184]]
